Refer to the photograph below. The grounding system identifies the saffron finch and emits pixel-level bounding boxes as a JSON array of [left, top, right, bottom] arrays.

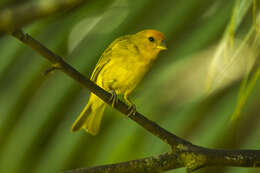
[[71, 29, 167, 135]]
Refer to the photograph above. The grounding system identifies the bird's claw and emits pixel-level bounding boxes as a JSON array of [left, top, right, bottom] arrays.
[[109, 90, 118, 108], [127, 104, 136, 116]]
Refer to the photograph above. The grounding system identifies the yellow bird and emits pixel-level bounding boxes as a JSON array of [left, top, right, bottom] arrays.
[[71, 29, 167, 135]]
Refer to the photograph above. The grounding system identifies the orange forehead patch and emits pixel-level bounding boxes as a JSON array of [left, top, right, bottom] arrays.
[[136, 29, 166, 41]]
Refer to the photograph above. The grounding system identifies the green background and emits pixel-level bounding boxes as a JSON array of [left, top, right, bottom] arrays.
[[0, 0, 259, 173]]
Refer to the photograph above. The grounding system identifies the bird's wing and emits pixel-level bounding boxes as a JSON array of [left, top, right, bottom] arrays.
[[90, 35, 131, 82]]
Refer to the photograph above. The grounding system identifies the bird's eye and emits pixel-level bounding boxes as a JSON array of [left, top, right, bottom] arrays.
[[148, 37, 155, 42]]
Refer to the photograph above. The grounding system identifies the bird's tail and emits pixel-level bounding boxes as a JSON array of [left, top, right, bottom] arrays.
[[71, 94, 106, 135]]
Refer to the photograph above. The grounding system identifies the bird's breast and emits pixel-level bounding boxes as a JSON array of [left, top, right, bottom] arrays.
[[99, 57, 150, 94]]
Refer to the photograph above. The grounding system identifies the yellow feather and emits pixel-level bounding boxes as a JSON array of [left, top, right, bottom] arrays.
[[71, 29, 167, 135]]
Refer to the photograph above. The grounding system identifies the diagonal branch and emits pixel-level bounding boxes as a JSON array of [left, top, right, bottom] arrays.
[[9, 29, 190, 148], [8, 29, 260, 173]]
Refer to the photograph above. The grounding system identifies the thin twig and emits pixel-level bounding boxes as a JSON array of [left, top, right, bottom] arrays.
[[42, 66, 60, 76]]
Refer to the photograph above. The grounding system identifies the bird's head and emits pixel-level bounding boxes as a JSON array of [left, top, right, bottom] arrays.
[[133, 29, 167, 60]]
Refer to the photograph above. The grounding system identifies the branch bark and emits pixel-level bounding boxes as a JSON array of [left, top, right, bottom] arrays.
[[64, 152, 181, 173], [63, 149, 260, 173], [8, 29, 260, 173]]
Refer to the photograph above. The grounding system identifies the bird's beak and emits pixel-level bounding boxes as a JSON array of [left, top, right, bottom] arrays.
[[157, 40, 167, 50]]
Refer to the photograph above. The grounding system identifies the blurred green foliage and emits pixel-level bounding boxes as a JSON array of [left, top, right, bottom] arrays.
[[0, 0, 259, 173]]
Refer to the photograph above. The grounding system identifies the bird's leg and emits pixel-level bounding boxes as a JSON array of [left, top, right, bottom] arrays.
[[108, 90, 118, 108], [124, 94, 136, 116]]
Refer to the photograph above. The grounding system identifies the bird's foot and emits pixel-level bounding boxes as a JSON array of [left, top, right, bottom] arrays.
[[109, 90, 118, 108], [127, 104, 136, 116]]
